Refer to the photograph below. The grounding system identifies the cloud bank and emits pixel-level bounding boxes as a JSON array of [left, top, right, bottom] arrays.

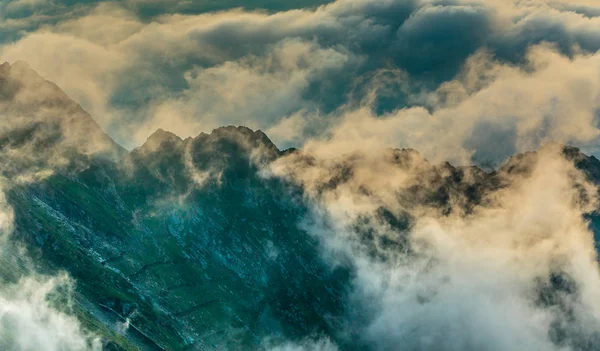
[[268, 142, 600, 350], [1, 0, 600, 162]]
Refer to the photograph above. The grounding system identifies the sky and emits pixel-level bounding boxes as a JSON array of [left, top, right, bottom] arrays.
[[2, 0, 600, 164]]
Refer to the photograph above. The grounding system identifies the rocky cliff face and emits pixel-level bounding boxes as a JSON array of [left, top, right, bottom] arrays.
[[5, 122, 352, 350], [2, 63, 600, 350]]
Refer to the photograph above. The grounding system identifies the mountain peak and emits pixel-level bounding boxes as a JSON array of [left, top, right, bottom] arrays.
[[0, 60, 126, 161], [137, 128, 185, 153], [1, 60, 73, 105], [147, 128, 183, 143], [5, 60, 35, 74], [206, 125, 280, 153], [1, 60, 47, 83]]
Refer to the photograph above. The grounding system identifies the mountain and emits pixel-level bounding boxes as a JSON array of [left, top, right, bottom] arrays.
[[2, 63, 600, 350], [4, 122, 352, 349], [0, 61, 126, 166]]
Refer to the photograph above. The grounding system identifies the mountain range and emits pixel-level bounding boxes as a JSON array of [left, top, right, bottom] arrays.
[[1, 61, 600, 350]]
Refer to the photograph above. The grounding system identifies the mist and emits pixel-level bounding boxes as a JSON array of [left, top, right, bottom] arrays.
[[1, 0, 600, 350], [0, 61, 114, 351], [268, 144, 600, 350]]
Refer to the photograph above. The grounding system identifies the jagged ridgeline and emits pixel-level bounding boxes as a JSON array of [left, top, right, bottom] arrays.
[[2, 61, 600, 350]]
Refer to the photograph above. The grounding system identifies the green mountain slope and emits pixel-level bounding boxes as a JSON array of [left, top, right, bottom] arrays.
[[2, 62, 600, 350]]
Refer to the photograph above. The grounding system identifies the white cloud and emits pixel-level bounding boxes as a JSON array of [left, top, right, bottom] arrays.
[[0, 274, 101, 351], [297, 44, 600, 165], [268, 140, 600, 350], [2, 0, 600, 155]]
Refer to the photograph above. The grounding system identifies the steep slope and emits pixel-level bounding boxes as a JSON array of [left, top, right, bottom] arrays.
[[2, 64, 600, 350], [0, 61, 126, 165], [7, 125, 353, 350], [8, 127, 600, 350]]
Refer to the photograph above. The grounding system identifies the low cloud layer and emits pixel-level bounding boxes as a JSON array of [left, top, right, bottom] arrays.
[[268, 143, 600, 350], [301, 45, 600, 165], [1, 0, 600, 162], [0, 274, 101, 351]]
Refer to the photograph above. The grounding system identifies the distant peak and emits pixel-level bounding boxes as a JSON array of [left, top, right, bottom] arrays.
[[0, 60, 126, 160], [1, 60, 41, 79], [207, 125, 279, 150], [147, 128, 182, 142], [0, 59, 64, 101], [11, 60, 32, 70], [135, 128, 184, 154], [210, 125, 255, 135]]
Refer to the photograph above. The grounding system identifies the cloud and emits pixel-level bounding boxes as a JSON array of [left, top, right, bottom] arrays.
[[3, 0, 50, 14], [0, 60, 120, 351], [2, 0, 600, 155], [268, 139, 600, 350], [0, 61, 124, 173], [292, 44, 600, 166], [266, 337, 339, 351], [0, 203, 95, 351], [264, 109, 324, 149], [136, 39, 353, 144], [0, 274, 102, 351], [3, 1, 600, 349]]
